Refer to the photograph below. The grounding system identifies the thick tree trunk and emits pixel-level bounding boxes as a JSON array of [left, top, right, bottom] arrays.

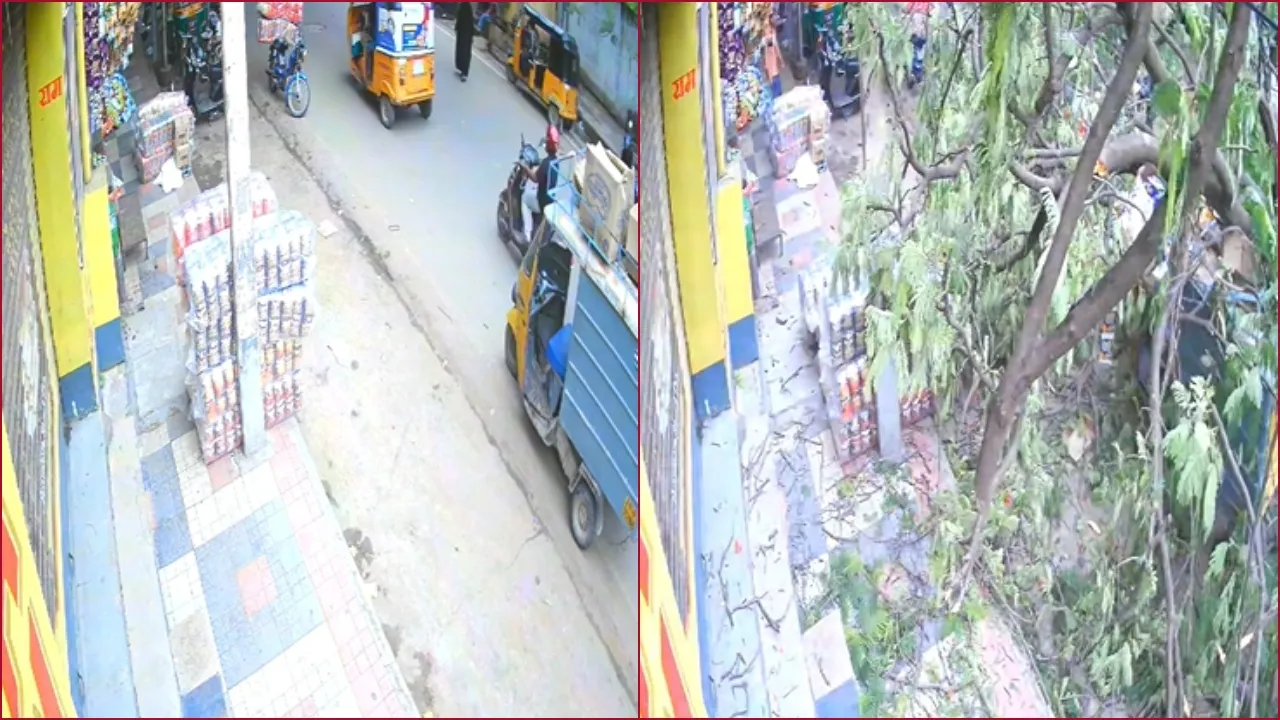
[[958, 2, 1256, 600], [958, 3, 1154, 585]]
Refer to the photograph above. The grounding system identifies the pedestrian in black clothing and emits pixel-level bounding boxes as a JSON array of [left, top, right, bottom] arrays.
[[454, 2, 474, 81]]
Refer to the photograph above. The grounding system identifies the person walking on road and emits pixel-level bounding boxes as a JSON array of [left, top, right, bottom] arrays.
[[455, 1, 474, 81]]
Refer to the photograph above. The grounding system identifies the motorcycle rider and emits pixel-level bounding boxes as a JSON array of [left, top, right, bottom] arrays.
[[522, 125, 560, 235]]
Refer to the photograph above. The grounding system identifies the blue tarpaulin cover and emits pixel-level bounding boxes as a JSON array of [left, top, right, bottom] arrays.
[[548, 324, 572, 379]]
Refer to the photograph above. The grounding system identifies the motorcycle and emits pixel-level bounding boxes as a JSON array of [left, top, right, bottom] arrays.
[[266, 31, 311, 118], [182, 11, 225, 122], [497, 135, 543, 257]]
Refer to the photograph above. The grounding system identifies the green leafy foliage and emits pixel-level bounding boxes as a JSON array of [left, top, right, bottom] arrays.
[[826, 2, 1278, 717]]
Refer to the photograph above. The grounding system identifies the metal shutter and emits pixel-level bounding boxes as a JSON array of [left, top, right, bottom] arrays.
[[639, 7, 691, 624], [3, 2, 61, 622]]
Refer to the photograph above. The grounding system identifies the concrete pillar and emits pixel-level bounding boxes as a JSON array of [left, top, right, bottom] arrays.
[[219, 3, 266, 454], [875, 359, 906, 463]]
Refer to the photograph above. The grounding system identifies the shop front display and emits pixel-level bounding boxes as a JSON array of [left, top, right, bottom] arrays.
[[84, 2, 143, 143], [718, 3, 781, 134]]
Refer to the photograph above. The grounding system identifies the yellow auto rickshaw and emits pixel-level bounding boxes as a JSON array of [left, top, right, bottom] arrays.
[[348, 2, 435, 129], [506, 6, 579, 130]]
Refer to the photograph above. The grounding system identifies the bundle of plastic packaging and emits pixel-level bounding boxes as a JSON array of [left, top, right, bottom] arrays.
[[251, 210, 317, 293], [257, 286, 318, 345], [263, 373, 303, 428], [182, 230, 235, 373], [188, 360, 243, 462], [261, 340, 304, 383], [257, 17, 300, 44], [170, 171, 279, 274], [257, 2, 303, 24], [133, 92, 194, 182]]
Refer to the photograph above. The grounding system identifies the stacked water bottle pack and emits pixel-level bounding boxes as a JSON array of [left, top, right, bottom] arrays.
[[834, 359, 878, 460], [172, 175, 319, 462], [169, 171, 279, 279], [180, 228, 242, 460]]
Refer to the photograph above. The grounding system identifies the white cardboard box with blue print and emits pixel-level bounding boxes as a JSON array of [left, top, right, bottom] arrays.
[[578, 141, 633, 261]]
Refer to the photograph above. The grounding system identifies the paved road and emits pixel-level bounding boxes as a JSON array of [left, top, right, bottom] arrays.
[[239, 5, 637, 716]]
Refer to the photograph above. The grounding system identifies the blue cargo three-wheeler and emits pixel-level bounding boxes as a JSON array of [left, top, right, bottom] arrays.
[[503, 168, 638, 549]]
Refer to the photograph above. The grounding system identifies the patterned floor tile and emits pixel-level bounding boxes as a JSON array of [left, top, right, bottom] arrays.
[[196, 499, 324, 687], [180, 674, 227, 718], [172, 430, 206, 472], [138, 422, 172, 458], [118, 157, 139, 185], [142, 445, 193, 569], [158, 551, 207, 628], [140, 264, 177, 299], [228, 623, 353, 719], [207, 456, 238, 494], [188, 458, 278, 547], [178, 460, 213, 510], [139, 182, 165, 207], [169, 600, 221, 696]]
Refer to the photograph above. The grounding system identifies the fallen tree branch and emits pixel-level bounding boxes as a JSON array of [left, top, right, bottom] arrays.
[[1025, 4, 1255, 387], [1098, 132, 1252, 237], [958, 1, 1157, 605]]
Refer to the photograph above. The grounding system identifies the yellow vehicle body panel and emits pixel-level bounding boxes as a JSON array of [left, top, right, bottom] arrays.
[[507, 242, 540, 386], [347, 5, 435, 107], [508, 21, 579, 122]]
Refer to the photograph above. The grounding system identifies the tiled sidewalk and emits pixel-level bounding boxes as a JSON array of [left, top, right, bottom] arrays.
[[99, 117, 416, 717]]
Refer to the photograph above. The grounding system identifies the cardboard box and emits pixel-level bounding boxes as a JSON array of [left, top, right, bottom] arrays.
[[578, 142, 633, 259], [624, 204, 639, 284], [625, 203, 638, 261]]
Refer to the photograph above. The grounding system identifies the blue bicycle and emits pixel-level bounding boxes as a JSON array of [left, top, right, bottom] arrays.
[[267, 35, 311, 118]]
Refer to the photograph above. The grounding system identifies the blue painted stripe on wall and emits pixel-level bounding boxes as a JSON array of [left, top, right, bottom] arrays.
[[690, 362, 730, 421], [689, 426, 716, 718], [60, 427, 85, 716], [59, 363, 97, 421], [728, 315, 760, 369], [65, 414, 139, 717], [94, 318, 125, 372]]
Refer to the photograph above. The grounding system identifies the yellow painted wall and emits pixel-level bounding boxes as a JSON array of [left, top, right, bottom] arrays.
[[83, 168, 120, 331], [27, 2, 92, 379], [2, 423, 77, 719], [658, 3, 724, 376], [715, 177, 752, 326], [640, 458, 707, 719]]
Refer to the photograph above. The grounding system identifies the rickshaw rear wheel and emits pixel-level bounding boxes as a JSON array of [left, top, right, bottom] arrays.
[[506, 61, 517, 84], [378, 96, 396, 129], [418, 99, 433, 119], [546, 104, 561, 130], [569, 482, 600, 550]]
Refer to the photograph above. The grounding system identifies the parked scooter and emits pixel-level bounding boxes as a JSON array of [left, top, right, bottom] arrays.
[[266, 32, 311, 118], [497, 135, 543, 257], [182, 9, 225, 122]]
